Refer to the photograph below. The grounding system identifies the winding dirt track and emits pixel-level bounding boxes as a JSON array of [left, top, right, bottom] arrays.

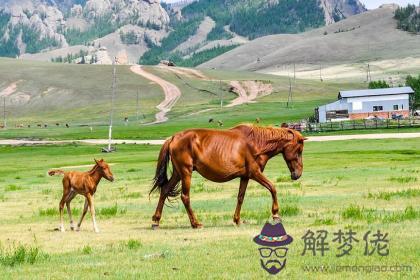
[[1, 133, 419, 146], [130, 65, 181, 124]]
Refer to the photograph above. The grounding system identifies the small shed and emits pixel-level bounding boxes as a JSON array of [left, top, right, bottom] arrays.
[[316, 87, 414, 123]]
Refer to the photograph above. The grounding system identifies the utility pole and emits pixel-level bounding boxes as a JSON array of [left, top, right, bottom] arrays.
[[287, 73, 293, 108], [136, 89, 140, 121], [103, 57, 117, 153], [366, 63, 372, 83], [220, 80, 223, 108], [2, 97, 6, 128], [293, 63, 296, 80], [319, 64, 323, 82]]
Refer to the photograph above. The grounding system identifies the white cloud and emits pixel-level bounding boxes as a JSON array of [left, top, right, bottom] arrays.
[[359, 0, 418, 9]]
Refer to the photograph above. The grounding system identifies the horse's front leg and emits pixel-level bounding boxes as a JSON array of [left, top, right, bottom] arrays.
[[86, 193, 99, 233], [252, 171, 280, 221], [233, 177, 249, 225]]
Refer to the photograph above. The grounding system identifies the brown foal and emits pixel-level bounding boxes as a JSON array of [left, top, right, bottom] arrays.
[[150, 124, 306, 229], [49, 159, 114, 233]]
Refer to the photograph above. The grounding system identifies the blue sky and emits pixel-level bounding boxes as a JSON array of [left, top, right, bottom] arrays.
[[163, 0, 419, 9]]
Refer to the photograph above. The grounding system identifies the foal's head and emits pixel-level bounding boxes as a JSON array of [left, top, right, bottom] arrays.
[[94, 159, 114, 182], [282, 130, 306, 180]]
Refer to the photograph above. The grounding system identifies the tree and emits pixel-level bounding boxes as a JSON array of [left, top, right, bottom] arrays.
[[406, 74, 420, 110], [368, 80, 390, 89]]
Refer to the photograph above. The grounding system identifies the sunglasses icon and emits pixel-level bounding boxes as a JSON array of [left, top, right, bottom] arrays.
[[259, 247, 288, 258]]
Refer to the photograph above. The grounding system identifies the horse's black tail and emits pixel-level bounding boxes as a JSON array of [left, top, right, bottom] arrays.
[[150, 137, 179, 198]]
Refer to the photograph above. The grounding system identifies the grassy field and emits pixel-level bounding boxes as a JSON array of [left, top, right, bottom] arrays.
[[0, 58, 371, 140], [0, 138, 419, 279]]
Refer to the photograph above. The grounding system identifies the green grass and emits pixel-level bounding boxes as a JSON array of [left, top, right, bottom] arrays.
[[367, 188, 420, 201], [0, 138, 418, 278], [0, 245, 47, 267]]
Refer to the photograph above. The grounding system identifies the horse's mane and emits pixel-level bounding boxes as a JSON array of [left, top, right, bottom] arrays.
[[88, 163, 100, 175], [232, 124, 298, 155]]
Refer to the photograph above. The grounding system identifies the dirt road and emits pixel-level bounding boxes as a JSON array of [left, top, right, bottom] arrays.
[[227, 81, 273, 107], [130, 65, 181, 124], [1, 133, 419, 146]]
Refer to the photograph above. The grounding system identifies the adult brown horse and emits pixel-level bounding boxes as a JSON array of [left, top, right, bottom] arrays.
[[150, 124, 306, 229]]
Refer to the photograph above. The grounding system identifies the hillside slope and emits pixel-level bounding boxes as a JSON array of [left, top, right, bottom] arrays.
[[200, 5, 420, 72]]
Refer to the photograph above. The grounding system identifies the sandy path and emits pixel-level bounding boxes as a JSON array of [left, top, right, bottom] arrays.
[[130, 65, 181, 124], [226, 81, 273, 107], [1, 133, 419, 146]]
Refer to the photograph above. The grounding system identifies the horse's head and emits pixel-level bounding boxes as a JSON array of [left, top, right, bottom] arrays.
[[95, 159, 114, 182], [282, 130, 306, 180]]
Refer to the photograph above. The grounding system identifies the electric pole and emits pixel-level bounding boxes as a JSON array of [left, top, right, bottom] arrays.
[[287, 73, 293, 108], [136, 89, 139, 121], [366, 63, 372, 83], [103, 57, 117, 153], [220, 80, 223, 108], [2, 97, 6, 128]]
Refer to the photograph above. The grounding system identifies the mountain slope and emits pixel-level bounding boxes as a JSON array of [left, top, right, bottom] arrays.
[[199, 5, 420, 72], [0, 0, 170, 59], [0, 0, 366, 65]]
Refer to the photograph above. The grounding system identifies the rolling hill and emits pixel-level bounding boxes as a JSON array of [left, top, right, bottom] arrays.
[[200, 5, 420, 75], [0, 0, 367, 66]]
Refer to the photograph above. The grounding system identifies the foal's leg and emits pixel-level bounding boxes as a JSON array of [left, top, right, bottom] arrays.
[[86, 193, 99, 233], [233, 177, 249, 225], [180, 169, 201, 228], [66, 191, 77, 230], [152, 172, 180, 228], [252, 171, 280, 221], [76, 198, 89, 231]]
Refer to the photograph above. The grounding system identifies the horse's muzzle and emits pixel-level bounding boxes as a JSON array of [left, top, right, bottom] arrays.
[[291, 173, 301, 180]]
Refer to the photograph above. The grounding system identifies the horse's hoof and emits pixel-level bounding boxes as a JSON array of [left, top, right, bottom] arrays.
[[152, 224, 159, 230], [272, 216, 282, 223], [76, 227, 81, 232], [192, 223, 203, 229]]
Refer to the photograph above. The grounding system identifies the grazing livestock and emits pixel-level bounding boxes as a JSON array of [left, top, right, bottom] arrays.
[[48, 159, 114, 233], [150, 124, 306, 229]]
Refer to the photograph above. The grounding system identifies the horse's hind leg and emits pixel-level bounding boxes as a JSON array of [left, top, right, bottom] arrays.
[[180, 169, 201, 228], [233, 178, 249, 225], [76, 198, 89, 231], [66, 191, 77, 230], [152, 172, 180, 228], [58, 180, 70, 232]]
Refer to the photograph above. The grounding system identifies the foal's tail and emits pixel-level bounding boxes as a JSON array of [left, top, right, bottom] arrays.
[[48, 170, 65, 176], [150, 137, 179, 198]]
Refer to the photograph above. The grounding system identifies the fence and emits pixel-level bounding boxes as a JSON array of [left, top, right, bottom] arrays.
[[304, 118, 420, 132]]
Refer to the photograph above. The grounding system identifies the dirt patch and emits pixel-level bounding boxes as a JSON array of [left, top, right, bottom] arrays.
[[226, 81, 273, 107], [0, 81, 21, 97]]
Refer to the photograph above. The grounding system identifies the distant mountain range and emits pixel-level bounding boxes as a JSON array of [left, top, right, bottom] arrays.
[[0, 0, 368, 65]]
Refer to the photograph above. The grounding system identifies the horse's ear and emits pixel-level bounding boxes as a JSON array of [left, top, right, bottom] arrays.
[[94, 158, 99, 164], [100, 158, 104, 162]]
